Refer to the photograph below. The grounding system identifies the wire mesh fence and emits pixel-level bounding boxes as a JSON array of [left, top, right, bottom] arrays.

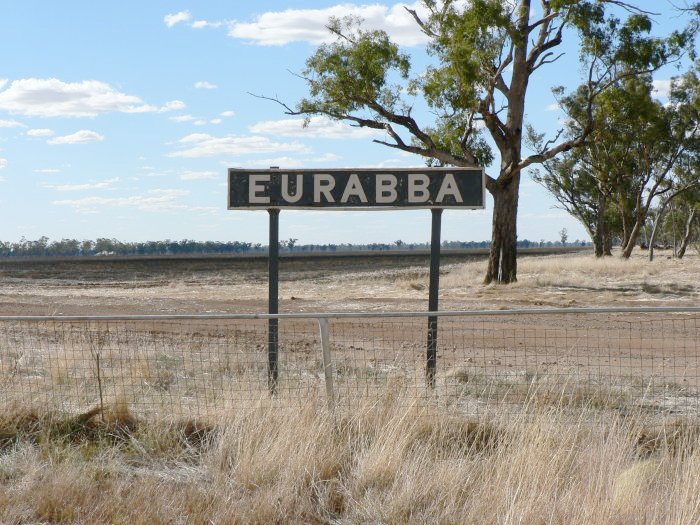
[[0, 308, 698, 420]]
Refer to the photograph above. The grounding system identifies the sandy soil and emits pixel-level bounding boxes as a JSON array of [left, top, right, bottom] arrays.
[[0, 249, 697, 315], [0, 250, 697, 418]]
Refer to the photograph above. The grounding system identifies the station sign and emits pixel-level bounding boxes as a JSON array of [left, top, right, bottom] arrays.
[[228, 168, 485, 210]]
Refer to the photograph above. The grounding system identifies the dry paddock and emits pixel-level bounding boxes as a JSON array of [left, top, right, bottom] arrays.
[[1, 310, 698, 421], [1, 251, 700, 523]]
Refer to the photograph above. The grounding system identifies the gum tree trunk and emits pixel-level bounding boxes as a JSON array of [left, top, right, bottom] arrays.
[[621, 218, 642, 258], [678, 206, 697, 259], [593, 192, 608, 257], [484, 173, 520, 284], [604, 231, 613, 255]]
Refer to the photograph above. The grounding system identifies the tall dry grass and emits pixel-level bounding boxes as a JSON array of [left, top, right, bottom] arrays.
[[0, 397, 699, 524], [440, 250, 699, 288], [421, 249, 700, 308]]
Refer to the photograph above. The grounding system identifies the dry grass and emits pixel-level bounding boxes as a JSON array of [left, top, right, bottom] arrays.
[[434, 249, 700, 307], [0, 397, 699, 524], [0, 250, 698, 522]]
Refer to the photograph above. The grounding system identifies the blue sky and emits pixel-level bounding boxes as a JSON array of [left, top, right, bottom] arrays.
[[0, 1, 691, 245]]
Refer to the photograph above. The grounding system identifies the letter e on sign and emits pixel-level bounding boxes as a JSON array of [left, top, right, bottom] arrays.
[[249, 174, 270, 204]]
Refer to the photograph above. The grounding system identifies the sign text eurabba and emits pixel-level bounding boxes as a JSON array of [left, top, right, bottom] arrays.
[[228, 168, 485, 209]]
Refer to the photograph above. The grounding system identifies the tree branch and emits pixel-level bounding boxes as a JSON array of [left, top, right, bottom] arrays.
[[248, 92, 298, 115], [404, 6, 438, 38]]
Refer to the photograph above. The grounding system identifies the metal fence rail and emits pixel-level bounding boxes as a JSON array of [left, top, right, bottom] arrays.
[[0, 307, 698, 419]]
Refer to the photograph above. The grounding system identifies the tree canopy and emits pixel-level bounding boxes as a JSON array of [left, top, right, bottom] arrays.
[[268, 0, 697, 283], [533, 64, 700, 258]]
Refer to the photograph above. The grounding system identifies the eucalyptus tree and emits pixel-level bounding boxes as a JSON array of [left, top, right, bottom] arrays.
[[534, 67, 700, 258], [648, 155, 700, 260], [266, 1, 695, 283], [530, 131, 618, 257], [615, 75, 700, 257]]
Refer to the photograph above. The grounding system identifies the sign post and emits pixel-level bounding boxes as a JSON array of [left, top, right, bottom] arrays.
[[228, 167, 484, 391], [267, 208, 279, 393], [426, 208, 442, 387]]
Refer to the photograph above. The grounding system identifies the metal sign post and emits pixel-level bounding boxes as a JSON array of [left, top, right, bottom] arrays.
[[267, 208, 279, 393], [227, 167, 484, 392], [426, 208, 442, 387]]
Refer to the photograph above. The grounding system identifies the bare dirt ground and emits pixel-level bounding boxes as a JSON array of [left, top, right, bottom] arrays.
[[0, 248, 697, 315]]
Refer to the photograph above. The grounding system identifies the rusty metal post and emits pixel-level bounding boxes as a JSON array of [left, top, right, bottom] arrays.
[[426, 208, 443, 388]]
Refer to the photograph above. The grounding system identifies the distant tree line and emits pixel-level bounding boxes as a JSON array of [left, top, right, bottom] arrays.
[[0, 236, 590, 258]]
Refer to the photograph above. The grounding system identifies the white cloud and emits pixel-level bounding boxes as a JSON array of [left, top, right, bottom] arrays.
[[652, 79, 671, 98], [169, 133, 310, 158], [48, 130, 104, 145], [314, 152, 343, 162], [249, 116, 384, 139], [545, 102, 560, 112], [194, 81, 218, 89], [34, 168, 61, 173], [0, 78, 182, 117], [191, 19, 224, 29], [220, 111, 235, 118], [0, 158, 7, 169], [170, 114, 196, 122], [54, 189, 190, 212], [228, 2, 429, 46], [26, 128, 55, 137], [0, 79, 7, 90], [210, 118, 222, 125], [180, 170, 219, 180], [241, 152, 343, 168], [160, 100, 186, 112], [164, 10, 191, 28], [243, 156, 305, 168], [0, 119, 25, 128], [44, 177, 120, 192], [193, 119, 207, 126]]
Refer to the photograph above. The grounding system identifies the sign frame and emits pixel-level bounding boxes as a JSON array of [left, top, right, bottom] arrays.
[[228, 167, 486, 211], [227, 165, 485, 394]]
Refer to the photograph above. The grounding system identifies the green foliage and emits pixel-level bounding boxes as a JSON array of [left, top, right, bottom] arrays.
[[535, 62, 700, 252], [416, 117, 494, 167], [299, 17, 410, 117], [420, 0, 511, 109], [290, 0, 698, 277]]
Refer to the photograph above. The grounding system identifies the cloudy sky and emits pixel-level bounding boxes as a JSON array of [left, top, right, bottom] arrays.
[[0, 1, 688, 245]]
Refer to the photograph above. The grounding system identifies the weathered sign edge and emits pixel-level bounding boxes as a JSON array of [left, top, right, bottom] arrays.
[[226, 167, 486, 211]]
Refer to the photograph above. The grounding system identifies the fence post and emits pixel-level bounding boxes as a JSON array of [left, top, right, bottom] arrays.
[[318, 318, 335, 411]]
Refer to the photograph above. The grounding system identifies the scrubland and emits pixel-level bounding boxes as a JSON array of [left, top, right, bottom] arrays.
[[0, 249, 698, 523], [0, 397, 699, 524]]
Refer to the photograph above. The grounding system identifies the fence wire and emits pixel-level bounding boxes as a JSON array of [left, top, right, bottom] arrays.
[[0, 309, 698, 419]]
